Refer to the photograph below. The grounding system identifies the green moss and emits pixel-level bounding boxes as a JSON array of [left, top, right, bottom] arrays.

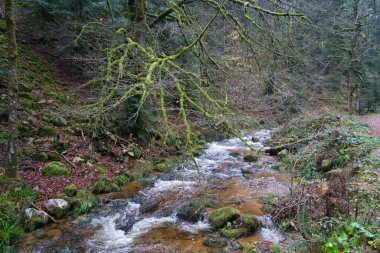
[[92, 178, 120, 194], [47, 153, 61, 161], [42, 112, 67, 127], [259, 194, 280, 213], [178, 198, 216, 222], [252, 136, 260, 142], [243, 154, 259, 162], [0, 176, 23, 190], [20, 99, 32, 110], [73, 190, 98, 215], [26, 215, 45, 232], [19, 92, 33, 100], [321, 159, 333, 171], [154, 163, 170, 172], [277, 149, 288, 160], [18, 123, 35, 137], [35, 151, 48, 162], [38, 123, 57, 137], [63, 184, 77, 197], [220, 227, 248, 238], [112, 175, 132, 186], [238, 215, 259, 232], [209, 207, 240, 229], [49, 141, 68, 153], [41, 162, 69, 177]]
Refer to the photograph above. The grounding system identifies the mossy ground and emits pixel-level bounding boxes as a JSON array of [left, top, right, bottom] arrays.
[[267, 114, 380, 252]]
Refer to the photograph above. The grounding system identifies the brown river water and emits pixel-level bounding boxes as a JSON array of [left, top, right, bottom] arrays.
[[18, 130, 290, 253]]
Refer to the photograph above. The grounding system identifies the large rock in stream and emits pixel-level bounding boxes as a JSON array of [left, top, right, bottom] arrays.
[[208, 207, 240, 229], [177, 198, 217, 222]]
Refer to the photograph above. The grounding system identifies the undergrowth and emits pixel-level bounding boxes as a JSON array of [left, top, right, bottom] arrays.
[[266, 114, 380, 252]]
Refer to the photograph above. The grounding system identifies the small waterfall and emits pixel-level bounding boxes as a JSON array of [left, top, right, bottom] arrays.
[[257, 215, 286, 243]]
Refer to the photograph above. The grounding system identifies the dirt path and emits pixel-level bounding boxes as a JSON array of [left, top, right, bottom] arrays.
[[358, 115, 380, 158]]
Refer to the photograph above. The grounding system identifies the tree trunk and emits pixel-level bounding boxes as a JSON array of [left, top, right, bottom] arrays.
[[5, 0, 18, 178], [347, 0, 360, 114], [128, 0, 146, 44]]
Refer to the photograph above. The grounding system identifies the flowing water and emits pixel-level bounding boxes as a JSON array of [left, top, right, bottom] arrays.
[[19, 130, 290, 253]]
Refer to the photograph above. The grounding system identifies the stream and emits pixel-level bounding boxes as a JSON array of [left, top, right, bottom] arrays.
[[19, 130, 290, 253]]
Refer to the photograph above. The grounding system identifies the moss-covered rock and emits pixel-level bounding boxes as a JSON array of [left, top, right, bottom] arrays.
[[41, 162, 69, 177], [321, 159, 333, 172], [203, 237, 228, 248], [178, 198, 216, 222], [237, 215, 260, 233], [209, 207, 240, 229], [243, 154, 259, 162], [92, 178, 120, 194], [35, 151, 48, 162], [24, 208, 49, 232], [154, 163, 170, 173], [45, 199, 70, 218], [220, 227, 248, 239], [63, 184, 78, 197]]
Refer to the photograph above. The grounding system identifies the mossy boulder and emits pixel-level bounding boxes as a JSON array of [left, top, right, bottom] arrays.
[[321, 159, 333, 172], [24, 208, 50, 232], [243, 154, 259, 162], [208, 207, 240, 229], [237, 215, 260, 233], [35, 151, 48, 162], [203, 237, 228, 248], [63, 184, 78, 197], [41, 162, 69, 177], [178, 198, 216, 222], [92, 177, 120, 194], [220, 227, 248, 239], [45, 199, 70, 218]]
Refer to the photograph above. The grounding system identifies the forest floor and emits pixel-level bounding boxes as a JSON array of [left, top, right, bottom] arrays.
[[358, 115, 380, 159]]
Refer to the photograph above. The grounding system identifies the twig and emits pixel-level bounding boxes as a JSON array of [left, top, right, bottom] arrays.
[[41, 150, 78, 170], [30, 202, 57, 223]]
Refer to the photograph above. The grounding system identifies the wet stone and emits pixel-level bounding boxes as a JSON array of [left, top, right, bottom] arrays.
[[203, 237, 228, 248], [226, 197, 245, 205]]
